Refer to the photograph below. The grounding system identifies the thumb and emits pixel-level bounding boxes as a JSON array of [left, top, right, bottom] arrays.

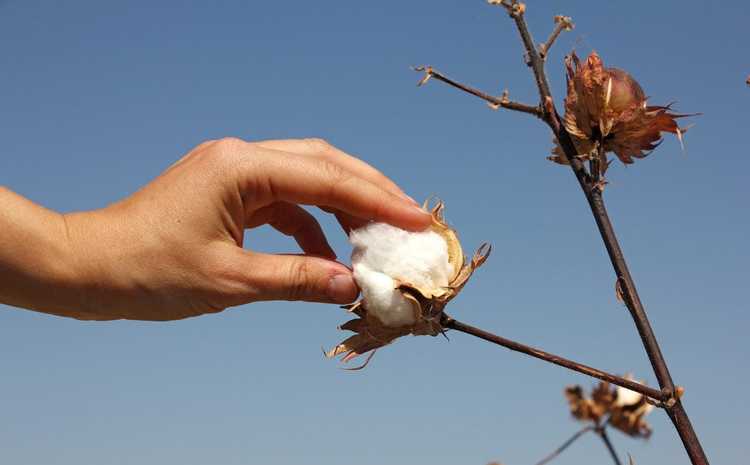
[[238, 251, 359, 304]]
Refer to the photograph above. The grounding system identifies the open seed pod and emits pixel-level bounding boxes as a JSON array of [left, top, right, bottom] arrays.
[[550, 51, 695, 175], [609, 377, 655, 438], [564, 378, 654, 439], [325, 200, 490, 368]]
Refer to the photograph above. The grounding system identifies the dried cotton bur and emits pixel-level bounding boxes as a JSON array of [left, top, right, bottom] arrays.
[[565, 376, 655, 438], [550, 51, 696, 179], [326, 200, 490, 369]]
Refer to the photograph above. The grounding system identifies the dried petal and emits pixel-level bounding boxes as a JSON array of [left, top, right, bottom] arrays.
[[565, 385, 602, 422]]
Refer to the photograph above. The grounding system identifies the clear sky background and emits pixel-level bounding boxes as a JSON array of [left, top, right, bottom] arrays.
[[1, 1, 747, 464]]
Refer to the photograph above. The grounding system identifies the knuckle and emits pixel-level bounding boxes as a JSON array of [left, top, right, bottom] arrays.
[[202, 137, 253, 175], [320, 159, 349, 184], [192, 139, 219, 153], [175, 139, 220, 166], [217, 136, 245, 146], [213, 137, 246, 156], [286, 260, 314, 301], [318, 160, 356, 205], [201, 253, 253, 304], [303, 137, 332, 152]]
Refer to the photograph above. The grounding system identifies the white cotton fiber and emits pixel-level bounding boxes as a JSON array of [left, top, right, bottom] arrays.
[[349, 222, 454, 327], [614, 381, 653, 414], [614, 384, 643, 407]]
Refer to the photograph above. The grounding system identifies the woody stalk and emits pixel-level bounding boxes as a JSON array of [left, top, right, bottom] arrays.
[[412, 1, 708, 464]]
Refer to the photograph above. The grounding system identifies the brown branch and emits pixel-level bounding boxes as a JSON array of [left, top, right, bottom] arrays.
[[561, 84, 709, 465], [492, 1, 554, 105], [424, 3, 710, 464], [413, 66, 543, 118], [596, 426, 623, 465], [441, 315, 666, 402], [533, 423, 621, 465], [539, 16, 574, 60], [496, 4, 708, 465], [533, 425, 594, 465], [589, 142, 607, 192]]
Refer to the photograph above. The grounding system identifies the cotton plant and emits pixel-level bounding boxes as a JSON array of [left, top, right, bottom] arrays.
[[320, 0, 709, 463]]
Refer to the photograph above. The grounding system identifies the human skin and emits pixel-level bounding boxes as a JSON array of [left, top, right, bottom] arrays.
[[0, 137, 431, 321]]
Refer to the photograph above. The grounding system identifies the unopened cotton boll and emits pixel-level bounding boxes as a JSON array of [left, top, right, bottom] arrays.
[[349, 223, 454, 327]]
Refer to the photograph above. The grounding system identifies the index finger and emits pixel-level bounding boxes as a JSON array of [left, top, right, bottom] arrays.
[[256, 138, 414, 202], [238, 146, 432, 232]]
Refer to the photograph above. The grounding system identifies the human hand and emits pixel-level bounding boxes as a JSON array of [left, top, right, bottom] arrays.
[[61, 137, 430, 321]]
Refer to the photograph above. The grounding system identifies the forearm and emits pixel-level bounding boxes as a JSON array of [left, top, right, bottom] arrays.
[[0, 187, 98, 319]]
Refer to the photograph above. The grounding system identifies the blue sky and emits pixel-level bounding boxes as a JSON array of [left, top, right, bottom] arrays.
[[1, 1, 747, 464]]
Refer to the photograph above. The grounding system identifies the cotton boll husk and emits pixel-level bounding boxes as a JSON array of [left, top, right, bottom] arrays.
[[349, 222, 454, 327]]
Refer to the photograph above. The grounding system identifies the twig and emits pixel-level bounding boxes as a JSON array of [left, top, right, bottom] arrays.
[[596, 426, 623, 465], [539, 16, 574, 60], [533, 419, 623, 465], [421, 3, 710, 464], [494, 1, 554, 106], [412, 66, 543, 118], [534, 425, 594, 465], [441, 315, 665, 402]]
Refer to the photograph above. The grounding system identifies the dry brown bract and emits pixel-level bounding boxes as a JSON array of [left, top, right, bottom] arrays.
[[326, 201, 491, 369], [565, 380, 653, 438], [551, 51, 694, 175]]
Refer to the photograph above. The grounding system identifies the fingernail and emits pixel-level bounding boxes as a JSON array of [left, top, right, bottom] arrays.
[[327, 273, 358, 304]]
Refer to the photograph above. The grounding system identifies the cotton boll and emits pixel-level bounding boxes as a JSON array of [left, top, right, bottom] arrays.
[[327, 201, 490, 365], [614, 385, 643, 407], [350, 222, 454, 327]]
